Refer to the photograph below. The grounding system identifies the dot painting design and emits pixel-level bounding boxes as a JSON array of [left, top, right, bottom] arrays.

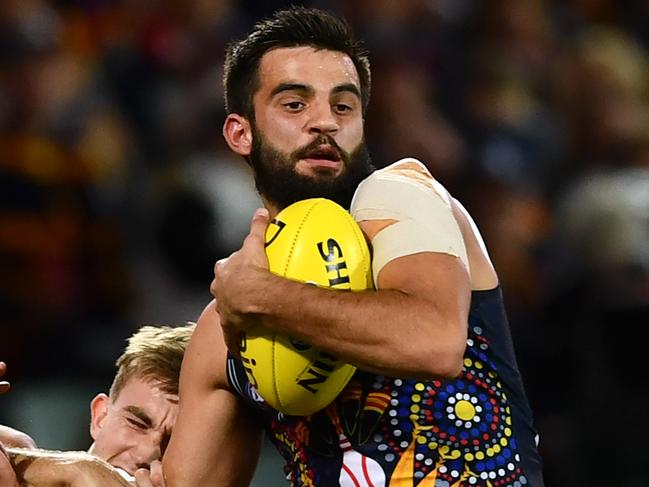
[[361, 323, 529, 486], [262, 321, 530, 486]]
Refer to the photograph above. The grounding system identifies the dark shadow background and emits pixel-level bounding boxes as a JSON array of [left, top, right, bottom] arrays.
[[1, 1, 648, 485]]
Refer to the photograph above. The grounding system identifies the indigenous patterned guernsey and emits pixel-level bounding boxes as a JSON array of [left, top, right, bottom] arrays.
[[227, 286, 544, 486]]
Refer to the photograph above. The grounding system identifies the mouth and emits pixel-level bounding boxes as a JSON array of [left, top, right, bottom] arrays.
[[299, 145, 342, 171]]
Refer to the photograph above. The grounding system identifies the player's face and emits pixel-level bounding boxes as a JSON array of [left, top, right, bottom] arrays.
[[88, 376, 178, 476], [248, 46, 373, 209]]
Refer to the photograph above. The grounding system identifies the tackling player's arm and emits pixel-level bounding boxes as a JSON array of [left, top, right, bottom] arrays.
[[213, 163, 482, 380], [163, 301, 263, 487], [0, 426, 37, 449], [7, 448, 132, 487]]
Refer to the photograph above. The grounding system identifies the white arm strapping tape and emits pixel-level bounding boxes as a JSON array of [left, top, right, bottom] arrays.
[[351, 162, 469, 284]]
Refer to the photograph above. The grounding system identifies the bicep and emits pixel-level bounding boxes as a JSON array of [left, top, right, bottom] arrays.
[[357, 215, 471, 312], [359, 217, 471, 343], [376, 250, 471, 321], [164, 301, 263, 487]]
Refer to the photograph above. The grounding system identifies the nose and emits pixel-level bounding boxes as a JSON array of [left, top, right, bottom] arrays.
[[131, 435, 162, 470], [307, 100, 339, 136]]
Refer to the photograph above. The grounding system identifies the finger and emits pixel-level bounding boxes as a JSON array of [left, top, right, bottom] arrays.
[[212, 257, 229, 284], [213, 256, 228, 273], [213, 257, 228, 279], [148, 460, 165, 487], [210, 277, 218, 300], [134, 468, 153, 487], [0, 363, 9, 394], [211, 258, 228, 298], [222, 327, 242, 359]]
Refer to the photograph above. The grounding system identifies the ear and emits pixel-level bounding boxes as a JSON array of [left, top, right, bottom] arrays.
[[223, 113, 253, 157], [89, 393, 110, 440]]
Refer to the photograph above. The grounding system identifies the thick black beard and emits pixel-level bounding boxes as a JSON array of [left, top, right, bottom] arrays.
[[249, 130, 375, 210]]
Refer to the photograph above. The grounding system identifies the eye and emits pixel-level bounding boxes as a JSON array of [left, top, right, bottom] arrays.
[[334, 103, 353, 114], [126, 417, 147, 430], [283, 101, 305, 112]]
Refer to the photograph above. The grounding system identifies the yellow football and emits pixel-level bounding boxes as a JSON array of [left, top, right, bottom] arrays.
[[239, 198, 373, 416]]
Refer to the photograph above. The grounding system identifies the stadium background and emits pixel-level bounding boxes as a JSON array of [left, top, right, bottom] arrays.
[[1, 0, 648, 485]]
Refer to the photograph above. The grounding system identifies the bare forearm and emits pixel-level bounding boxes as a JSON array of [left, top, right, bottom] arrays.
[[163, 392, 262, 487], [8, 448, 131, 487], [245, 272, 466, 378], [0, 426, 37, 449], [164, 314, 264, 487], [214, 224, 470, 378]]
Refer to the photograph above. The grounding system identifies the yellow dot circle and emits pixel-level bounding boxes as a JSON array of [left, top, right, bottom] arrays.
[[506, 416, 512, 426], [415, 383, 425, 391], [417, 436, 427, 445], [410, 405, 420, 413], [505, 427, 512, 437], [464, 358, 473, 367], [493, 445, 501, 453], [475, 452, 485, 460], [475, 361, 483, 370], [455, 400, 476, 421], [464, 453, 475, 462], [487, 448, 494, 457], [412, 394, 421, 402], [428, 442, 438, 450], [500, 438, 508, 447]]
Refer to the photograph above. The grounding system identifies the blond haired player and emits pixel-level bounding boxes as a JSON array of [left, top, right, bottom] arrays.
[[0, 324, 194, 487], [164, 7, 544, 487]]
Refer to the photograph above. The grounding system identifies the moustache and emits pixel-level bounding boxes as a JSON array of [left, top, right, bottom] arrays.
[[292, 135, 348, 163]]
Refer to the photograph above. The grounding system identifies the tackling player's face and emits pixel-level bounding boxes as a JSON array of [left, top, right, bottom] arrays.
[[88, 376, 178, 476], [239, 46, 373, 210]]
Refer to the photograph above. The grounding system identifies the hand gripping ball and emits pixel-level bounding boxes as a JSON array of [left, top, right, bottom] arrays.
[[239, 198, 373, 416]]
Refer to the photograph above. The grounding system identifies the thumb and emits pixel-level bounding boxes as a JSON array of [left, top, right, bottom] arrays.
[[248, 208, 269, 241]]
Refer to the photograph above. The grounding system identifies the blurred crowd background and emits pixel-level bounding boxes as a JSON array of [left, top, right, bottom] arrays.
[[1, 0, 648, 485]]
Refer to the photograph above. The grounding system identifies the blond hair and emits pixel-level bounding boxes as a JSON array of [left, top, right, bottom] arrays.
[[109, 323, 195, 400]]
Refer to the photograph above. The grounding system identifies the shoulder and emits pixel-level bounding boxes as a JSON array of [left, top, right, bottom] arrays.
[[351, 158, 453, 221], [351, 158, 470, 280], [353, 158, 452, 208]]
